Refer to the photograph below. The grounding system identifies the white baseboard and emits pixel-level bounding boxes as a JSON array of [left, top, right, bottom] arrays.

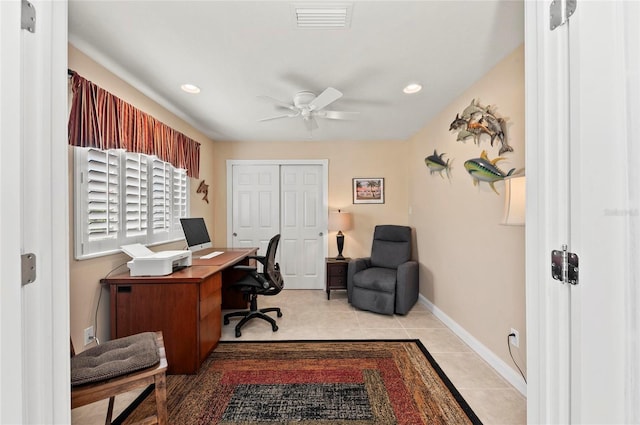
[[418, 294, 527, 396]]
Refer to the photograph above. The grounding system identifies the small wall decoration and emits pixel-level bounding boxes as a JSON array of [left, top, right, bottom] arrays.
[[353, 178, 384, 204], [196, 180, 209, 203], [449, 99, 514, 155], [424, 149, 452, 179], [464, 150, 515, 195]]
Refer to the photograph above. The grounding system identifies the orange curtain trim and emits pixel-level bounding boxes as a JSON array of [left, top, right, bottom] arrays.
[[68, 72, 200, 178]]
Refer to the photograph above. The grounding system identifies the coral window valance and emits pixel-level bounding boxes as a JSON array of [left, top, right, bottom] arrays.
[[68, 71, 200, 178]]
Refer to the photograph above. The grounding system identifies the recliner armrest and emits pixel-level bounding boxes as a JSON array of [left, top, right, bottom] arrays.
[[395, 261, 419, 315], [350, 257, 371, 273], [347, 257, 371, 302]]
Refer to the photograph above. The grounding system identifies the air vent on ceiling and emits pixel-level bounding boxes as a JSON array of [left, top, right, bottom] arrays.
[[292, 3, 353, 29]]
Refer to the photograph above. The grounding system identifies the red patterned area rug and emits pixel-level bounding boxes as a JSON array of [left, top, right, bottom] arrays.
[[124, 340, 482, 425]]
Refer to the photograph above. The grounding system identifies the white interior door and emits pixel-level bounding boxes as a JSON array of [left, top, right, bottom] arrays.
[[280, 165, 324, 289], [568, 2, 638, 423], [1, 1, 69, 422], [228, 160, 327, 289], [526, 1, 639, 423], [231, 164, 280, 254]]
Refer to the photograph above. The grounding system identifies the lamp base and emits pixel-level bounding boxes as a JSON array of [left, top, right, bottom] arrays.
[[336, 232, 345, 260]]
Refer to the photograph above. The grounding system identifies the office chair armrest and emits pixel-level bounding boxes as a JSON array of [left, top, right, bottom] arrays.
[[233, 265, 258, 272], [246, 255, 267, 267]]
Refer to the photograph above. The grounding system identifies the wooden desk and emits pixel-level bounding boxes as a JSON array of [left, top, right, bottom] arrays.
[[101, 248, 256, 374], [192, 247, 257, 309]]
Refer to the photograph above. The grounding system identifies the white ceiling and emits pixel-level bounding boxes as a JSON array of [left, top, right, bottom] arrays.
[[68, 1, 524, 143]]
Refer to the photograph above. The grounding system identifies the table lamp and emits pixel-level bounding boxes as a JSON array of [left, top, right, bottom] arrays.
[[328, 209, 353, 260]]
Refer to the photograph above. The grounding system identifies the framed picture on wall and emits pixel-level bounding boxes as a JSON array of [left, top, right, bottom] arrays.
[[353, 178, 385, 204]]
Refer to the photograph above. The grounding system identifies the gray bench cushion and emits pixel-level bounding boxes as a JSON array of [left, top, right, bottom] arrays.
[[71, 332, 160, 387]]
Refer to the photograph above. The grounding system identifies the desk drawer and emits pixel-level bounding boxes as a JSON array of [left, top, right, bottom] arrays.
[[200, 273, 222, 320]]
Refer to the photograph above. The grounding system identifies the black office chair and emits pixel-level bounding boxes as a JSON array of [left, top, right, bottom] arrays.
[[223, 234, 284, 337]]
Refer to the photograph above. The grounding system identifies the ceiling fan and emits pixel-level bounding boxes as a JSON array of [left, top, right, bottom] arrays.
[[259, 87, 359, 131]]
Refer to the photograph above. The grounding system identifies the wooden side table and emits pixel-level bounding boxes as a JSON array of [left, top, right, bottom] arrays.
[[326, 257, 350, 300]]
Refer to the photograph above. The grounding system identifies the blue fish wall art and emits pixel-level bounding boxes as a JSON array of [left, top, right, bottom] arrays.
[[464, 150, 515, 195], [424, 149, 451, 179]]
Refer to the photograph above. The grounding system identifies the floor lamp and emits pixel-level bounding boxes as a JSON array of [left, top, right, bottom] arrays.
[[328, 210, 353, 260]]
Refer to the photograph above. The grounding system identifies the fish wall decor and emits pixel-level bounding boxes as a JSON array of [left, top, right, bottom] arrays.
[[464, 150, 515, 195], [449, 99, 514, 155], [424, 149, 452, 179]]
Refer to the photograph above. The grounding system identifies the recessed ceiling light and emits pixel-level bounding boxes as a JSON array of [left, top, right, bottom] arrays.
[[181, 83, 200, 94], [403, 83, 422, 94]]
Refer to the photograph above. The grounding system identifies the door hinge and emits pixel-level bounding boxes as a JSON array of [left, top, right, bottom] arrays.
[[550, 0, 576, 31], [551, 244, 579, 285], [21, 0, 36, 33], [21, 253, 37, 286]]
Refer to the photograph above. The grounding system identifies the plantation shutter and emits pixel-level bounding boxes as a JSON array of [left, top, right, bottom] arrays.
[[172, 168, 188, 238], [74, 148, 121, 258], [74, 147, 191, 259], [124, 153, 148, 241], [87, 148, 119, 239], [151, 159, 172, 240]]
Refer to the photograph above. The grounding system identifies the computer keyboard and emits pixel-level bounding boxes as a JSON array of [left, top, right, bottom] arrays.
[[200, 251, 223, 259]]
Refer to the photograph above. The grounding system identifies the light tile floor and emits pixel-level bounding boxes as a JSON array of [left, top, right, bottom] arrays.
[[72, 289, 526, 424]]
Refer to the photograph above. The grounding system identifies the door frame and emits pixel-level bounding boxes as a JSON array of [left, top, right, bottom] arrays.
[[0, 0, 69, 422], [526, 1, 639, 423], [525, 0, 572, 423], [226, 159, 329, 273]]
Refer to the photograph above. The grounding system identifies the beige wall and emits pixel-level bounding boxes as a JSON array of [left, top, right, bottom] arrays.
[[407, 45, 526, 373], [68, 45, 216, 349]]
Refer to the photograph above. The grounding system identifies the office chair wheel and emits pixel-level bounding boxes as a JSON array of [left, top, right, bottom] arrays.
[[224, 317, 230, 325], [277, 311, 283, 317], [272, 324, 278, 332], [235, 329, 242, 337]]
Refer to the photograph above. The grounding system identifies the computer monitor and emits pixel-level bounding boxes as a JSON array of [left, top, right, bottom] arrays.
[[180, 217, 212, 252]]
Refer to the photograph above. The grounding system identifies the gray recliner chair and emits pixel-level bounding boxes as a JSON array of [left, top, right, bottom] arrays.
[[347, 225, 418, 315]]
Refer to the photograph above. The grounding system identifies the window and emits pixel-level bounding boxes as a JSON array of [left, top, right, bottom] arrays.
[[74, 147, 189, 259]]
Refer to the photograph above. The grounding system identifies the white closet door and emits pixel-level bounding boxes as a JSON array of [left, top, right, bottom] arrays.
[[229, 161, 327, 290], [280, 165, 324, 289], [231, 164, 280, 255]]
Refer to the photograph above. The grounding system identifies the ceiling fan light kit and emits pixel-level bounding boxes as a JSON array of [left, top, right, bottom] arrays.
[[259, 86, 359, 131]]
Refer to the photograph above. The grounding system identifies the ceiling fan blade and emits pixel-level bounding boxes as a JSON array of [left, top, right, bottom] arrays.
[[318, 110, 360, 120], [303, 116, 319, 132], [258, 113, 297, 122], [257, 95, 296, 111], [308, 87, 342, 111]]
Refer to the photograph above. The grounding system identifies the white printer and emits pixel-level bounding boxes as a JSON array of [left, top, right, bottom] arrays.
[[121, 243, 192, 276]]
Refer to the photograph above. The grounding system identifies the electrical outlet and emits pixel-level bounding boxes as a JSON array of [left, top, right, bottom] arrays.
[[509, 328, 520, 348], [84, 326, 95, 346]]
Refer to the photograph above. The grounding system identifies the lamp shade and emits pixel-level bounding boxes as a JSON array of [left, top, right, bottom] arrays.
[[328, 210, 353, 231], [502, 175, 526, 225]]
